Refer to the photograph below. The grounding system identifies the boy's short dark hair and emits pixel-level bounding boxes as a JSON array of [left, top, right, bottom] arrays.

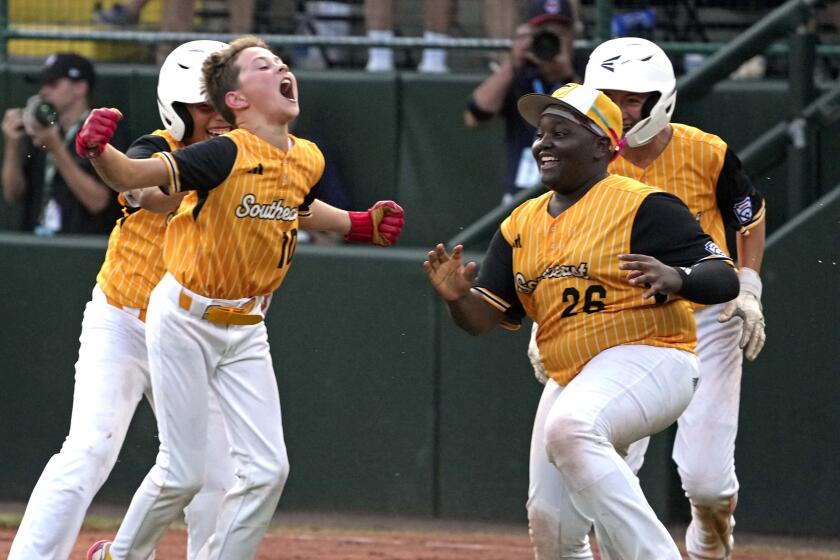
[[202, 35, 269, 126]]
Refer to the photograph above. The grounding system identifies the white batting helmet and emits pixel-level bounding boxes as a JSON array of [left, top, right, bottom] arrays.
[[157, 40, 227, 141], [583, 37, 676, 147]]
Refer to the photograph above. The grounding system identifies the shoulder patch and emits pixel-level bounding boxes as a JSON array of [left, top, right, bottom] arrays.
[[733, 196, 753, 225], [705, 240, 726, 258]]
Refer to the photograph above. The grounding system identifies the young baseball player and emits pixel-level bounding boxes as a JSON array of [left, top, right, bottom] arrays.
[[526, 38, 766, 560], [77, 36, 405, 560], [424, 83, 739, 560], [7, 40, 237, 560]]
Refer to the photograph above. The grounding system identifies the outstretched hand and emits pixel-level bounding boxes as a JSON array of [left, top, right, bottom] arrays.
[[75, 107, 123, 159], [423, 244, 477, 302], [618, 253, 683, 299]]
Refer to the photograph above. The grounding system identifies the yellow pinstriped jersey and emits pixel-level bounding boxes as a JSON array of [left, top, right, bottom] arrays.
[[609, 123, 765, 258], [489, 176, 699, 386], [155, 129, 324, 299], [96, 129, 182, 309]]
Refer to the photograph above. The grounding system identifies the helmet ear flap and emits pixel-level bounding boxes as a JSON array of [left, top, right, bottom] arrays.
[[173, 102, 194, 142]]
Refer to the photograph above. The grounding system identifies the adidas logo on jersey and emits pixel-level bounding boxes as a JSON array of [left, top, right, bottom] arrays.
[[247, 163, 264, 175]]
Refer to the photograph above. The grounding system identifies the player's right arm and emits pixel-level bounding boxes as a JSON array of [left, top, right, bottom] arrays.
[[74, 108, 166, 191], [78, 108, 234, 194], [122, 134, 186, 213], [424, 243, 506, 335]]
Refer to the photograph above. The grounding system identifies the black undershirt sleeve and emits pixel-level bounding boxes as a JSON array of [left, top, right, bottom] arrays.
[[676, 260, 739, 304], [168, 135, 238, 192], [300, 182, 320, 214], [475, 229, 527, 324], [715, 147, 765, 231], [631, 193, 726, 266], [631, 193, 738, 304], [126, 134, 171, 160]]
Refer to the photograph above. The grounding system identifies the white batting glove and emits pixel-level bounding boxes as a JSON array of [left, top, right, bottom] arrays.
[[528, 322, 549, 384], [718, 267, 766, 361]]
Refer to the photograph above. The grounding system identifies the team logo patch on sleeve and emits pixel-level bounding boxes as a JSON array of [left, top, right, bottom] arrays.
[[704, 241, 726, 257], [733, 197, 753, 225]]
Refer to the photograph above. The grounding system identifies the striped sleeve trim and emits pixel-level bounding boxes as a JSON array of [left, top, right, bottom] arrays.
[[298, 207, 313, 218], [471, 286, 522, 331], [472, 286, 510, 313], [152, 152, 180, 194], [698, 254, 736, 267]]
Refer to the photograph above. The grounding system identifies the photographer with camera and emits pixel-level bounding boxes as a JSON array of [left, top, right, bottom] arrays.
[[2, 53, 122, 235], [464, 0, 580, 204]]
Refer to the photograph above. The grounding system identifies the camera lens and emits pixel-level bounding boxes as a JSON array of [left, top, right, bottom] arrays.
[[33, 101, 58, 127], [531, 30, 562, 62], [25, 95, 58, 127]]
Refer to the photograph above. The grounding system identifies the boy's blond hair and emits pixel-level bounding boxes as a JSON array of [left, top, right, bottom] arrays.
[[202, 35, 269, 126]]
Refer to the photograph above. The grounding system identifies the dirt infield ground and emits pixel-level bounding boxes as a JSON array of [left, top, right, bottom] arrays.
[[2, 509, 840, 559]]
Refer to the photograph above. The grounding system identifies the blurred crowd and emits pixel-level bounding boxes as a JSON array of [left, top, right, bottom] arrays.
[[2, 0, 838, 236]]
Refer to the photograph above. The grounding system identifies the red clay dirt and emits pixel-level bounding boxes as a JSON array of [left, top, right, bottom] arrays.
[[2, 512, 839, 559]]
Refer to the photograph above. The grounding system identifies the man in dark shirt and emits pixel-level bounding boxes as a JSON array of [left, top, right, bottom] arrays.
[[1, 52, 122, 234], [464, 0, 581, 204]]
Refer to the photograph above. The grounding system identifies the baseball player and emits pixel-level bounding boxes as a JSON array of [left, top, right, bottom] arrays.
[[526, 39, 766, 560], [7, 40, 237, 560], [425, 83, 740, 560], [77, 36, 405, 560]]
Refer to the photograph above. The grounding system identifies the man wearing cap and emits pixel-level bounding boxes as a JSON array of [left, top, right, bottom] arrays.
[[1, 52, 122, 235], [426, 83, 740, 559], [464, 0, 581, 204]]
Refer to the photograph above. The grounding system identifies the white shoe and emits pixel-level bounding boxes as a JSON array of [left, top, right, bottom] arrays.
[[685, 496, 737, 560], [366, 58, 394, 72]]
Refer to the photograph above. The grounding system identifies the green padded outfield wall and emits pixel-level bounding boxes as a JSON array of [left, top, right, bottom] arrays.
[[733, 186, 840, 535], [0, 196, 838, 532], [0, 238, 440, 515]]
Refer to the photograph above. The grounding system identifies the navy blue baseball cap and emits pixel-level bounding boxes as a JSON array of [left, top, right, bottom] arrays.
[[527, 0, 574, 27]]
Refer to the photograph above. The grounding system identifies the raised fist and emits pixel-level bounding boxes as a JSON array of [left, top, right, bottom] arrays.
[[345, 200, 405, 246], [75, 108, 122, 159]]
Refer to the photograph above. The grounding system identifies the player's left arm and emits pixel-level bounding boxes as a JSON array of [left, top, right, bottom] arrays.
[[622, 193, 739, 303], [299, 199, 406, 246], [715, 147, 767, 360]]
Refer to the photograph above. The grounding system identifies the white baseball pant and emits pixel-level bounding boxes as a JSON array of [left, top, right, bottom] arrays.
[[527, 345, 697, 560], [7, 285, 235, 560], [108, 273, 289, 560], [625, 303, 742, 558]]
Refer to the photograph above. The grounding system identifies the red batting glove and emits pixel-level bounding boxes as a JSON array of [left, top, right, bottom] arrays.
[[75, 108, 123, 159], [345, 200, 405, 246]]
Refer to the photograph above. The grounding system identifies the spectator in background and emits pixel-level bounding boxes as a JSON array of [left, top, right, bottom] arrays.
[[365, 0, 454, 72], [1, 53, 122, 235], [464, 0, 580, 204], [95, 0, 255, 61], [95, 0, 254, 32]]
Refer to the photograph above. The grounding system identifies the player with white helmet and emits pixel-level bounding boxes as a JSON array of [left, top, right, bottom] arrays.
[[526, 37, 766, 560], [584, 37, 677, 148], [7, 40, 236, 560]]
